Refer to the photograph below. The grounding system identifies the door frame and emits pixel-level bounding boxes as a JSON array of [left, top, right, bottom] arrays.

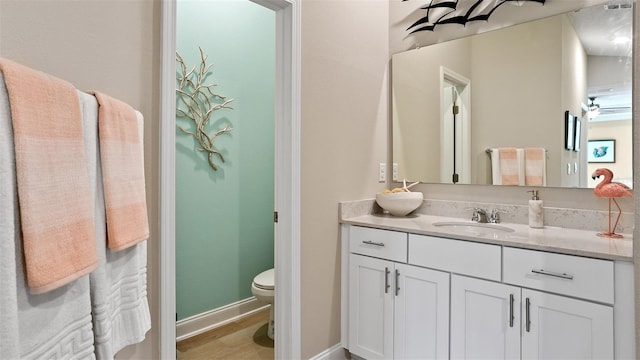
[[439, 66, 471, 184], [159, 0, 301, 358]]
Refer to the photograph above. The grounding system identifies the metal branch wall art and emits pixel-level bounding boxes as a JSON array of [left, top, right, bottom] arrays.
[[176, 48, 234, 171], [403, 0, 546, 33]]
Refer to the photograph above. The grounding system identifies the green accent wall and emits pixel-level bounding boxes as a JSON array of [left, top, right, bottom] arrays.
[[176, 0, 275, 321]]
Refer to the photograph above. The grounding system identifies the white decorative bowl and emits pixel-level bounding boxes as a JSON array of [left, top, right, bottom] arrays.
[[375, 191, 424, 216]]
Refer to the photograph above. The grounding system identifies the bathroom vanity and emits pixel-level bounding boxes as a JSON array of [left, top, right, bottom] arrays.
[[339, 200, 634, 359]]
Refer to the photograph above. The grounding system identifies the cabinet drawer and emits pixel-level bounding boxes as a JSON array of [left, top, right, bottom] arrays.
[[408, 234, 501, 281], [503, 247, 614, 304], [349, 226, 407, 262]]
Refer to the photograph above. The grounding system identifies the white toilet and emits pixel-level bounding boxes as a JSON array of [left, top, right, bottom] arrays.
[[251, 268, 275, 340]]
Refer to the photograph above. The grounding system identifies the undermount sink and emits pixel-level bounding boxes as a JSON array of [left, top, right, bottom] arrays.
[[432, 221, 515, 233]]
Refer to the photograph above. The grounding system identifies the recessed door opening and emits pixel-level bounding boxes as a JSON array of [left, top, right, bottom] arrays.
[[160, 0, 300, 357], [174, 1, 276, 358], [440, 67, 471, 184]]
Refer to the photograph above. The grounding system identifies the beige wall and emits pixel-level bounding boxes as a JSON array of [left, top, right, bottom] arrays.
[[1, 0, 390, 358], [0, 1, 161, 359], [588, 119, 634, 187], [1, 1, 634, 359], [560, 14, 588, 187], [300, 0, 389, 357], [392, 37, 472, 183], [472, 15, 565, 186]]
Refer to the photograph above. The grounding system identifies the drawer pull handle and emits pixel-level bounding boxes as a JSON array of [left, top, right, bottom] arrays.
[[509, 294, 514, 328], [384, 267, 390, 294], [531, 269, 574, 280], [525, 297, 531, 332], [362, 240, 385, 247]]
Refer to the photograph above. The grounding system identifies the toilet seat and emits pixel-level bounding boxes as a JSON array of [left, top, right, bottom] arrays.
[[253, 268, 274, 290]]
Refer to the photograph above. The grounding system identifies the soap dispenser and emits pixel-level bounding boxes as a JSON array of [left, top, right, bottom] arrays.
[[527, 190, 544, 228]]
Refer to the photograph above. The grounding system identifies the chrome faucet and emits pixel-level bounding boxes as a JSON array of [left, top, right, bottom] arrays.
[[471, 208, 488, 223], [489, 208, 506, 224]]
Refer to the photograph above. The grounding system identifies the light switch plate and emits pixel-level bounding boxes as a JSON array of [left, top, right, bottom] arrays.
[[379, 163, 386, 182]]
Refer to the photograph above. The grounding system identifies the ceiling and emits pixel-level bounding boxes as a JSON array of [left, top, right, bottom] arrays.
[[569, 1, 633, 121], [570, 1, 632, 57]]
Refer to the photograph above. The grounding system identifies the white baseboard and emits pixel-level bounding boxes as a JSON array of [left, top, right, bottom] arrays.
[[309, 344, 348, 360], [176, 297, 270, 342]]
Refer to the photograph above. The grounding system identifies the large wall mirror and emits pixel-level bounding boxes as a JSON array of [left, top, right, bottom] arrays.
[[392, 0, 632, 189]]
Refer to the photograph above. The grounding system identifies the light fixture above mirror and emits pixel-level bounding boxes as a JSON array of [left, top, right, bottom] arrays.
[[404, 0, 547, 34]]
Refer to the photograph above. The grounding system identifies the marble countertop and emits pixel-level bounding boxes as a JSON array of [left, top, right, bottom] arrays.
[[341, 213, 633, 261]]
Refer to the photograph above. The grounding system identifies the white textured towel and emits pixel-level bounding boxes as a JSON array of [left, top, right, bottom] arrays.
[[0, 74, 96, 359], [80, 92, 150, 359], [0, 72, 21, 360], [0, 76, 150, 359]]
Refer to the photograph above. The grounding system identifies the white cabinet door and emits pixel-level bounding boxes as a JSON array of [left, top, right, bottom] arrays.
[[521, 289, 613, 360], [450, 275, 521, 360], [394, 263, 450, 360], [349, 254, 394, 359]]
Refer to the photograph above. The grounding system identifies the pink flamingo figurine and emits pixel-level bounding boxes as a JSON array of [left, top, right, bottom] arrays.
[[592, 168, 632, 238]]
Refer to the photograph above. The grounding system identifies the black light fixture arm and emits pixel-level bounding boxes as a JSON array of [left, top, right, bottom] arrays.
[[404, 0, 546, 34]]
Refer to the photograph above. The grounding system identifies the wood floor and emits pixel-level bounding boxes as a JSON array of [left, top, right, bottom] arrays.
[[177, 309, 274, 360]]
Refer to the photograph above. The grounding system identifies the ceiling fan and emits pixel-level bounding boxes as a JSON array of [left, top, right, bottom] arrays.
[[587, 95, 632, 121], [587, 96, 600, 119]]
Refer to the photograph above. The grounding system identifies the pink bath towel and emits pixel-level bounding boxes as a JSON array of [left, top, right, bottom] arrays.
[[524, 148, 546, 186], [0, 58, 98, 294], [91, 91, 149, 251], [499, 148, 521, 185]]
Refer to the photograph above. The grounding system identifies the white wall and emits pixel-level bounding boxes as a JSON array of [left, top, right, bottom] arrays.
[[589, 55, 633, 92]]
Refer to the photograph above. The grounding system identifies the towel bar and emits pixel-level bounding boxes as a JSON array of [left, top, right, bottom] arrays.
[[485, 148, 547, 155]]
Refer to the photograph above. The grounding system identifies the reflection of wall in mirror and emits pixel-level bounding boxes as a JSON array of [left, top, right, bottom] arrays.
[[393, 13, 588, 187], [392, 37, 472, 183], [474, 14, 587, 187], [470, 17, 562, 185], [560, 14, 588, 188], [588, 120, 633, 188]]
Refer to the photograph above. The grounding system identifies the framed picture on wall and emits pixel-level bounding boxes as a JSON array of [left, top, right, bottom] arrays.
[[573, 117, 581, 152], [587, 139, 615, 163], [564, 111, 574, 150]]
